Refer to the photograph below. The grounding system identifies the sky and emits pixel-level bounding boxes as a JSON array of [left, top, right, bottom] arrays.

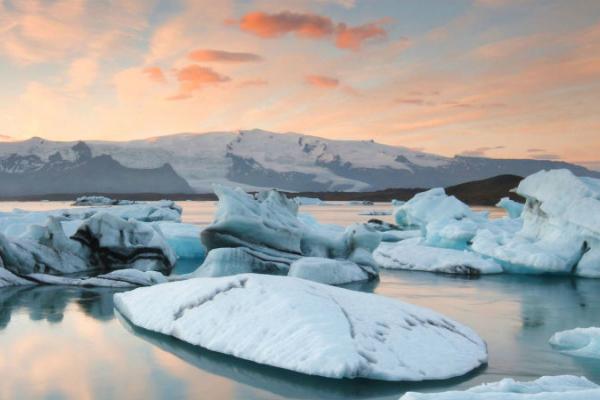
[[0, 0, 599, 167]]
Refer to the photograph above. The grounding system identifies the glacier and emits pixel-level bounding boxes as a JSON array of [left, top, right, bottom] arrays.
[[400, 375, 600, 399], [196, 185, 380, 283], [549, 327, 600, 359], [114, 273, 487, 381]]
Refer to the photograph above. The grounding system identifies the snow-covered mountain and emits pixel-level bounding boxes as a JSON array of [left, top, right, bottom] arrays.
[[0, 129, 597, 195]]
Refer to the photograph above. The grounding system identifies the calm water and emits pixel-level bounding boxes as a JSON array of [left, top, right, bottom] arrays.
[[1, 201, 598, 400]]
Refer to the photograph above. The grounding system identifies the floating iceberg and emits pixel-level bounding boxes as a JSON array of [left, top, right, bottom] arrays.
[[374, 239, 502, 275], [348, 200, 374, 206], [549, 327, 600, 359], [153, 221, 205, 260], [288, 257, 370, 285], [114, 274, 487, 381], [0, 212, 176, 286], [472, 169, 600, 277], [72, 195, 136, 206], [0, 200, 182, 238], [197, 186, 380, 281], [359, 210, 392, 216], [393, 188, 489, 249], [400, 375, 600, 399], [496, 197, 524, 219], [294, 196, 325, 206]]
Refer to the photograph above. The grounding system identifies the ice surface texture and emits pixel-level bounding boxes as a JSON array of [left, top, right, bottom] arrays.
[[400, 375, 600, 399], [114, 273, 487, 381]]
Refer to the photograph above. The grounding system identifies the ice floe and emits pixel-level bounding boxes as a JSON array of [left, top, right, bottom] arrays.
[[114, 273, 487, 381], [549, 327, 600, 359], [399, 375, 600, 399]]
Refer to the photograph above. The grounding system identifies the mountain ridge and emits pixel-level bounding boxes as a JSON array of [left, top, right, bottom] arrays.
[[0, 129, 597, 195]]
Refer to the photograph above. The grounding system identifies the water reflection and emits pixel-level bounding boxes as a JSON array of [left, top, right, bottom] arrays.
[[117, 311, 485, 400], [0, 272, 598, 399]]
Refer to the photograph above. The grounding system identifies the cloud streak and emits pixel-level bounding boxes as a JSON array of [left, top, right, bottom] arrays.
[[188, 49, 263, 63]]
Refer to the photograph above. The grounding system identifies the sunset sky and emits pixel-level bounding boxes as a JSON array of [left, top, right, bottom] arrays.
[[0, 0, 599, 167]]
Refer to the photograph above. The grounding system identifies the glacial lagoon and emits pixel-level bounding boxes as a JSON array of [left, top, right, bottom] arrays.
[[0, 201, 599, 399]]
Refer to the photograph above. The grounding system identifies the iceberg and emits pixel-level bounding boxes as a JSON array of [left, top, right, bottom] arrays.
[[359, 210, 392, 216], [288, 257, 370, 285], [0, 212, 176, 285], [294, 196, 325, 206], [72, 195, 136, 206], [153, 221, 205, 260], [399, 375, 600, 399], [549, 327, 600, 359], [374, 239, 502, 275], [472, 169, 600, 277], [197, 186, 380, 280], [0, 200, 182, 238], [496, 197, 524, 219], [114, 273, 487, 381], [393, 188, 489, 249], [72, 212, 176, 273]]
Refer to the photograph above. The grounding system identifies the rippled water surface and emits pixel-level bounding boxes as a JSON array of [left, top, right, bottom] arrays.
[[0, 201, 598, 399]]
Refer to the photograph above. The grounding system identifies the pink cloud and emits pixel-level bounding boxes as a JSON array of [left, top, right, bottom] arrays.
[[188, 49, 262, 63], [143, 66, 166, 83], [306, 75, 339, 88], [235, 11, 387, 51], [168, 65, 230, 100], [335, 22, 387, 50]]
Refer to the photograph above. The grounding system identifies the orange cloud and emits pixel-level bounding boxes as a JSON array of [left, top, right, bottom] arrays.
[[236, 11, 387, 50], [188, 49, 262, 63], [306, 74, 339, 88], [143, 66, 166, 83], [239, 11, 335, 38], [335, 22, 387, 50], [168, 65, 230, 100]]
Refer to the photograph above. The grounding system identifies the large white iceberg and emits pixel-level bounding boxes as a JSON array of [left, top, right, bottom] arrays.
[[393, 188, 490, 249], [472, 169, 600, 277], [197, 186, 380, 282], [374, 239, 502, 275], [114, 274, 487, 381], [400, 375, 600, 399], [549, 327, 600, 359]]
